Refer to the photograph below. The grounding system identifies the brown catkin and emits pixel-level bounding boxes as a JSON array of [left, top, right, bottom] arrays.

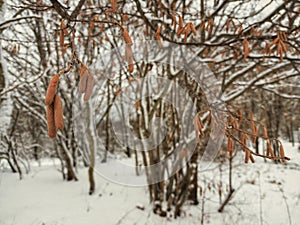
[[249, 154, 255, 163], [111, 0, 117, 11], [84, 74, 95, 102], [79, 65, 89, 93], [124, 45, 131, 61], [60, 21, 65, 47], [156, 25, 161, 34], [128, 63, 134, 73], [155, 28, 163, 48], [156, 35, 163, 48], [54, 95, 64, 130], [267, 141, 275, 158], [171, 13, 176, 30], [237, 109, 243, 122], [225, 19, 231, 33], [208, 18, 214, 36], [280, 144, 286, 163], [238, 24, 243, 34], [190, 23, 197, 36], [244, 149, 250, 163], [243, 37, 249, 61], [176, 27, 184, 37], [263, 126, 268, 139], [45, 74, 60, 105], [241, 133, 247, 145], [123, 28, 133, 45], [46, 103, 56, 138], [251, 121, 257, 143], [179, 16, 184, 28], [231, 117, 238, 129], [125, 45, 134, 73]]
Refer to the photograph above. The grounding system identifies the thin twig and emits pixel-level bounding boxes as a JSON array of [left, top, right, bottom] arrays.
[[115, 207, 136, 225], [278, 184, 292, 225]]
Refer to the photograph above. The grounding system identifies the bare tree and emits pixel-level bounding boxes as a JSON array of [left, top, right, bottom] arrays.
[[0, 0, 299, 216]]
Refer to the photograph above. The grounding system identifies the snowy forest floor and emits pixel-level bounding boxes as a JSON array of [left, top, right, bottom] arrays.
[[0, 141, 299, 225]]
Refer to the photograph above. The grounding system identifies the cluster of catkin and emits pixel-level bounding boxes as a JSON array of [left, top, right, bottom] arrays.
[[176, 16, 197, 42], [45, 64, 95, 139], [45, 74, 64, 138], [231, 111, 289, 164], [194, 109, 289, 164]]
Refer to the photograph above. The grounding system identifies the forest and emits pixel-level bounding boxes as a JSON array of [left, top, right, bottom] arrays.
[[0, 0, 299, 225]]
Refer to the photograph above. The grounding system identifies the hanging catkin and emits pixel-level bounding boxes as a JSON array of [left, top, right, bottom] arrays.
[[125, 45, 134, 73], [54, 95, 64, 130], [190, 23, 197, 36], [79, 64, 89, 93], [243, 37, 249, 61], [279, 144, 286, 163], [128, 63, 134, 73], [111, 0, 117, 12], [46, 103, 56, 138], [249, 153, 255, 163], [123, 28, 132, 45], [84, 74, 95, 101], [244, 149, 250, 163], [263, 126, 268, 139], [45, 74, 60, 105], [60, 20, 65, 48], [155, 26, 163, 48]]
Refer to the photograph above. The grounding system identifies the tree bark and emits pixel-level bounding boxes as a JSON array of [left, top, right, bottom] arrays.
[[86, 101, 96, 195]]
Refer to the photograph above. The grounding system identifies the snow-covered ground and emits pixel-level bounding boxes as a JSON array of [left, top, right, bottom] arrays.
[[0, 141, 299, 225]]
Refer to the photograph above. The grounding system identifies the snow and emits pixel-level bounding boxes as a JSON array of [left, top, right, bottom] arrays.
[[0, 141, 299, 225], [0, 164, 149, 225]]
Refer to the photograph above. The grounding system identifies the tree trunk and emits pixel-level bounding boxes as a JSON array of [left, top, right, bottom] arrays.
[[0, 0, 4, 101], [86, 101, 96, 195]]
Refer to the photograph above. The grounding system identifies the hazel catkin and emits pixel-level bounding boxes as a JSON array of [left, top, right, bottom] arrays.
[[84, 74, 95, 102], [54, 94, 64, 130], [45, 74, 60, 105], [46, 103, 56, 138], [79, 65, 89, 93]]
